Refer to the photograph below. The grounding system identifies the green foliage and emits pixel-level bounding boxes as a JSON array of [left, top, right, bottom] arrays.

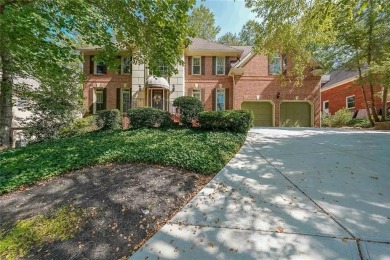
[[188, 4, 220, 40], [0, 206, 84, 260], [346, 118, 372, 128], [198, 110, 254, 133], [127, 107, 172, 129], [0, 129, 246, 194], [321, 108, 353, 127], [218, 32, 242, 46], [59, 116, 97, 137], [96, 109, 122, 130], [238, 20, 259, 45], [173, 96, 204, 127]]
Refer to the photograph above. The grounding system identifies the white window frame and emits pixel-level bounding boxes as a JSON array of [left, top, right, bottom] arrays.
[[94, 89, 104, 114], [215, 88, 225, 111], [323, 100, 329, 115], [94, 60, 106, 75], [216, 56, 225, 75], [193, 89, 201, 101], [121, 56, 131, 75], [192, 56, 201, 75], [346, 95, 355, 109], [121, 88, 131, 113], [269, 54, 282, 75]]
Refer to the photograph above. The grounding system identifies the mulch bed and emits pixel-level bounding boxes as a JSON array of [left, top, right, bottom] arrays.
[[0, 163, 213, 260]]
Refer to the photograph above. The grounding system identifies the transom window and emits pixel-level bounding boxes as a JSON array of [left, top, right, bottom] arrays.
[[216, 57, 225, 75], [95, 90, 104, 113], [192, 57, 201, 75], [193, 89, 201, 101], [122, 57, 131, 74], [121, 89, 131, 113], [346, 95, 355, 109]]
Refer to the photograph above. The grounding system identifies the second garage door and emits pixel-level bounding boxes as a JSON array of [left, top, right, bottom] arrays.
[[241, 101, 273, 126], [280, 102, 312, 127]]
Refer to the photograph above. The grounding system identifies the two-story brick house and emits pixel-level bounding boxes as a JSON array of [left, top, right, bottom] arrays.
[[80, 38, 322, 127]]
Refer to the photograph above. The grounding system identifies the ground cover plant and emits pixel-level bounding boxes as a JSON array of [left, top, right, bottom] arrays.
[[0, 128, 246, 194]]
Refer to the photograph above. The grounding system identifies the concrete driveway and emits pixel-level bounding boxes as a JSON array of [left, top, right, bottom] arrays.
[[132, 128, 390, 260]]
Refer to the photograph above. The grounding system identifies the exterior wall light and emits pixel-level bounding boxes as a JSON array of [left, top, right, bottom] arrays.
[[139, 85, 142, 91], [276, 92, 281, 99]]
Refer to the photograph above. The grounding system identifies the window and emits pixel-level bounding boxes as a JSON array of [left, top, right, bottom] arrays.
[[95, 60, 106, 74], [323, 100, 329, 115], [269, 54, 287, 75], [121, 89, 131, 113], [346, 95, 355, 109], [216, 57, 225, 75], [192, 57, 201, 75], [158, 63, 168, 76], [216, 88, 225, 111], [122, 57, 131, 74], [193, 89, 201, 101], [95, 90, 104, 113]]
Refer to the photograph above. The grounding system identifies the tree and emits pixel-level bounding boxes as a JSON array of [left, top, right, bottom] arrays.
[[188, 4, 220, 41], [0, 0, 195, 149], [239, 20, 259, 45], [218, 32, 242, 46], [246, 0, 390, 125]]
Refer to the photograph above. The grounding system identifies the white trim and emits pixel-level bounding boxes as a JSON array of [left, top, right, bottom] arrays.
[[320, 76, 359, 92], [216, 56, 225, 75], [93, 89, 104, 114], [346, 95, 355, 109], [234, 51, 255, 68], [323, 100, 329, 115], [192, 56, 201, 75]]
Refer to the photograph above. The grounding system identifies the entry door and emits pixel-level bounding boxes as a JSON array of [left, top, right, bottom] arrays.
[[151, 89, 164, 110]]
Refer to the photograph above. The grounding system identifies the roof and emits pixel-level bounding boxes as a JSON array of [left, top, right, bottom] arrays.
[[144, 76, 170, 89], [186, 38, 243, 56], [321, 68, 361, 90], [231, 46, 252, 60]]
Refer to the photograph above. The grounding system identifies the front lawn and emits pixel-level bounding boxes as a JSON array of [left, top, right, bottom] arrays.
[[0, 128, 246, 194]]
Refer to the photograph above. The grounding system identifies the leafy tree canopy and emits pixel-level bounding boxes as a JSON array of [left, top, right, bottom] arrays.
[[218, 32, 242, 46], [188, 4, 220, 41]]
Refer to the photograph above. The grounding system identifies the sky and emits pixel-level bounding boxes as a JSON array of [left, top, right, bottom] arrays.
[[195, 0, 259, 38]]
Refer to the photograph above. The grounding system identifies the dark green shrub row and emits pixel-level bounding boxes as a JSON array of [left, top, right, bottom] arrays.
[[173, 96, 204, 127], [346, 118, 371, 128], [198, 110, 254, 133], [127, 107, 172, 128], [96, 109, 122, 130]]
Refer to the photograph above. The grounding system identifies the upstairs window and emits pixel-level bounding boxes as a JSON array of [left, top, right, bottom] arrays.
[[269, 54, 287, 75], [122, 57, 131, 74], [192, 57, 201, 75], [216, 57, 225, 75], [158, 63, 168, 76], [346, 95, 355, 109], [95, 60, 107, 74]]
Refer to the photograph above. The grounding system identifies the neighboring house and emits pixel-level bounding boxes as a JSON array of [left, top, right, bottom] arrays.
[[80, 38, 322, 127], [321, 69, 390, 118]]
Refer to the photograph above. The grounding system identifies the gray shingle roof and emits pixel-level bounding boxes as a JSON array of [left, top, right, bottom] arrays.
[[321, 68, 361, 89], [188, 38, 241, 52], [231, 46, 252, 60]]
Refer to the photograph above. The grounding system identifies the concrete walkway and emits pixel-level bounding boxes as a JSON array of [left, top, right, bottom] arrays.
[[131, 128, 390, 260]]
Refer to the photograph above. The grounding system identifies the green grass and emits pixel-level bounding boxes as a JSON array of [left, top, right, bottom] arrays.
[[0, 128, 246, 194], [0, 206, 84, 260]]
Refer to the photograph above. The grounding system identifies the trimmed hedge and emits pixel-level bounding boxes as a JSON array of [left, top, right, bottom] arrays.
[[127, 107, 172, 128], [96, 109, 122, 130], [198, 110, 254, 133], [173, 96, 204, 127]]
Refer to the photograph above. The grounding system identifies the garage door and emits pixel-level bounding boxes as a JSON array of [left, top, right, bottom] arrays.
[[280, 102, 312, 127], [241, 101, 273, 126]]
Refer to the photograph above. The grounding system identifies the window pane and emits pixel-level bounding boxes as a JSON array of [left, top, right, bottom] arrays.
[[270, 55, 281, 75], [216, 89, 225, 111], [216, 57, 225, 75], [324, 102, 329, 109], [123, 57, 131, 74], [347, 96, 355, 108], [193, 57, 201, 74], [96, 91, 104, 112], [96, 61, 106, 74], [193, 89, 201, 100], [122, 90, 131, 112]]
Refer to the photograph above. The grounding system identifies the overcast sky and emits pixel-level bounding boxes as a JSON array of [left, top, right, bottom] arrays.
[[195, 0, 258, 38]]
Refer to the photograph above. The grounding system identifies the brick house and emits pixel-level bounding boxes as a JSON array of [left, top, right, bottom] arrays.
[[80, 38, 322, 127], [321, 69, 390, 118]]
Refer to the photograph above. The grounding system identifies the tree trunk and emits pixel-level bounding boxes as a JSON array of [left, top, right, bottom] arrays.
[[361, 85, 375, 127], [0, 52, 14, 150], [382, 85, 388, 121], [369, 82, 380, 122]]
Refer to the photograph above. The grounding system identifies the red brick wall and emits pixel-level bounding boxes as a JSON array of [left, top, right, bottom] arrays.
[[233, 55, 321, 127], [83, 54, 132, 115], [321, 81, 384, 115]]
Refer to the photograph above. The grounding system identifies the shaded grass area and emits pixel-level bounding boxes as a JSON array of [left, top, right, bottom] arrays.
[[0, 206, 84, 260], [0, 128, 246, 194]]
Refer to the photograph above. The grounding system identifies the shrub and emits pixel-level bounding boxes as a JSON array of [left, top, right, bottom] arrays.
[[127, 107, 172, 129], [96, 109, 122, 130], [346, 118, 371, 128], [59, 116, 96, 137], [173, 96, 204, 127], [198, 110, 254, 133], [330, 108, 352, 127]]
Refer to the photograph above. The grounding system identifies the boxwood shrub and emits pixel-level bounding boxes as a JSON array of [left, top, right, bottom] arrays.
[[127, 107, 172, 128], [173, 96, 204, 127], [198, 110, 254, 133], [96, 109, 122, 130]]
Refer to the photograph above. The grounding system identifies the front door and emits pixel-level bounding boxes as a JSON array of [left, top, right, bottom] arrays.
[[151, 89, 164, 110]]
